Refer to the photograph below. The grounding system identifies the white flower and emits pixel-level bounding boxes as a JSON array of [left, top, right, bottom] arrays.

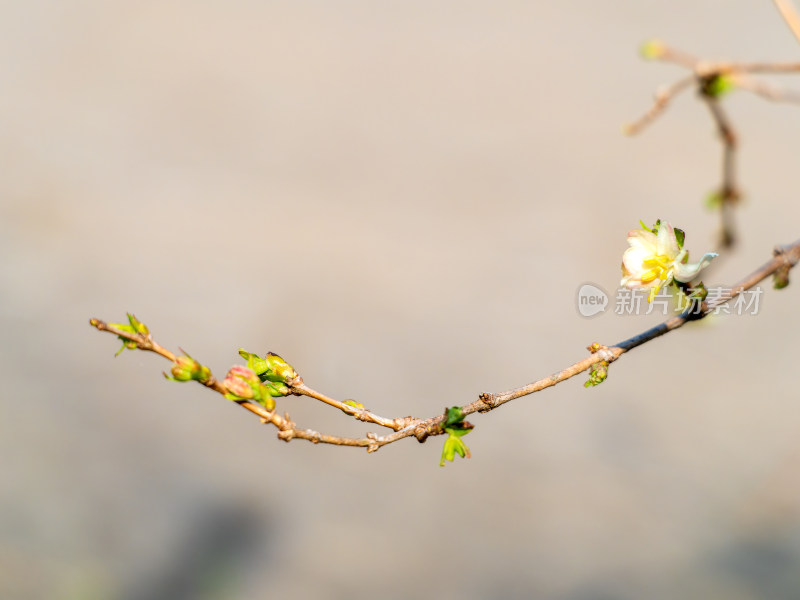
[[621, 221, 718, 302]]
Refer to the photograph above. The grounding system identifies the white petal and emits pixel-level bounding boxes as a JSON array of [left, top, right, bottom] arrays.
[[627, 229, 658, 252], [656, 221, 679, 258], [622, 246, 649, 275], [673, 252, 718, 282]]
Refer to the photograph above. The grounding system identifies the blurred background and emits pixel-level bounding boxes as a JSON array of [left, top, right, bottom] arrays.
[[2, 1, 800, 599]]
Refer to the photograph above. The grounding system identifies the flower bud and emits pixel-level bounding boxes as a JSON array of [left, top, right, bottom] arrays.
[[127, 313, 149, 336], [227, 365, 260, 386], [640, 39, 665, 60], [168, 354, 211, 383], [774, 265, 791, 290], [262, 381, 290, 397], [224, 376, 256, 400], [264, 352, 298, 383], [223, 366, 261, 400], [238, 349, 299, 384]]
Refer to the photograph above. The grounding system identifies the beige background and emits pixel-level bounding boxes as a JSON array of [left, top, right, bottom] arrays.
[[2, 2, 800, 599]]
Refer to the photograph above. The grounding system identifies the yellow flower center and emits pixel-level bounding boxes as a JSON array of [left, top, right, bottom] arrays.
[[640, 254, 674, 302]]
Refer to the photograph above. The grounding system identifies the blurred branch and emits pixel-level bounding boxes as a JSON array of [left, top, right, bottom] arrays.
[[775, 0, 800, 45], [625, 40, 800, 248], [89, 237, 800, 457]]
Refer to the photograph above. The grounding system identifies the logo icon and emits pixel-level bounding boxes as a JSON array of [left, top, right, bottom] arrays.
[[577, 283, 608, 317]]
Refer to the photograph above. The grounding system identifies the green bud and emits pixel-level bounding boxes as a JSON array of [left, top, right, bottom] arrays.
[[701, 74, 735, 98], [261, 381, 289, 397], [705, 190, 722, 210], [238, 349, 299, 384], [640, 39, 665, 60], [107, 314, 150, 356], [238, 349, 269, 377], [689, 282, 708, 301], [264, 352, 298, 383], [126, 313, 149, 336], [224, 376, 256, 400], [774, 265, 791, 290], [222, 366, 282, 410], [166, 353, 211, 383], [584, 361, 609, 388], [228, 365, 260, 385], [223, 366, 261, 400]]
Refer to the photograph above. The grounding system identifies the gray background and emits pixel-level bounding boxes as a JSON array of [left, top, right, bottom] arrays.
[[2, 1, 800, 599]]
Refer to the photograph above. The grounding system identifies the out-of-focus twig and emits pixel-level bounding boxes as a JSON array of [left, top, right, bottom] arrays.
[[775, 0, 800, 45], [625, 38, 800, 248]]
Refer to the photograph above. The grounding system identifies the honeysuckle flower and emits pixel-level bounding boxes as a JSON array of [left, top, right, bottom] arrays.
[[621, 221, 718, 302]]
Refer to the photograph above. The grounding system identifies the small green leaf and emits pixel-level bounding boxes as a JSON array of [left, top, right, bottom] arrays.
[[702, 74, 735, 98], [443, 406, 465, 428], [674, 228, 685, 249], [705, 191, 723, 210], [126, 313, 149, 336], [440, 427, 472, 466], [238, 349, 269, 378], [343, 399, 364, 409]]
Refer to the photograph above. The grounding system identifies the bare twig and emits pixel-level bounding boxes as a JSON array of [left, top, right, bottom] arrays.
[[775, 0, 800, 45], [624, 75, 694, 136], [625, 40, 800, 248], [89, 236, 800, 454], [701, 96, 739, 247]]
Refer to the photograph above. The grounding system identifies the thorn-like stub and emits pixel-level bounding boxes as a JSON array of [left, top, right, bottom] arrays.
[[478, 392, 495, 412], [414, 424, 430, 443], [366, 432, 380, 453], [393, 416, 415, 430], [287, 375, 304, 388]]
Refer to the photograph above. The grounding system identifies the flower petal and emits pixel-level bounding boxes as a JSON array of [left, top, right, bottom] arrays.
[[627, 229, 658, 252], [656, 221, 680, 258], [622, 246, 650, 275], [673, 252, 718, 282]]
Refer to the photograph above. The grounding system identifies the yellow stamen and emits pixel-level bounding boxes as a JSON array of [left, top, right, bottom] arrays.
[[640, 268, 660, 283]]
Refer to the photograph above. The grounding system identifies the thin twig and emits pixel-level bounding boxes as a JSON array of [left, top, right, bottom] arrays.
[[775, 0, 800, 45], [627, 40, 800, 248], [734, 74, 800, 102], [702, 96, 739, 247], [624, 75, 694, 135], [89, 236, 800, 454]]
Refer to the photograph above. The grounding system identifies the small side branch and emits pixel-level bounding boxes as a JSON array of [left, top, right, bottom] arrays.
[[625, 41, 800, 248]]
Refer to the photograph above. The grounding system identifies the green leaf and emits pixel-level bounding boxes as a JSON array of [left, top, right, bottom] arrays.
[[705, 191, 723, 210], [126, 313, 149, 335], [238, 349, 269, 379], [440, 428, 472, 466], [674, 228, 685, 249], [703, 74, 735, 98], [443, 406, 465, 428]]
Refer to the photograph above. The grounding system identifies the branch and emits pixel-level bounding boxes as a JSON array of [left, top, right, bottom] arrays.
[[89, 237, 800, 456], [625, 40, 800, 248], [775, 0, 800, 45]]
